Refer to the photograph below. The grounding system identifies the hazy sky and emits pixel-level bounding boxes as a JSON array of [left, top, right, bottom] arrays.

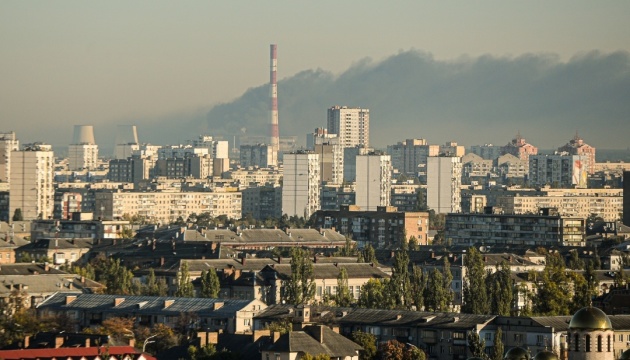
[[1, 1, 629, 147]]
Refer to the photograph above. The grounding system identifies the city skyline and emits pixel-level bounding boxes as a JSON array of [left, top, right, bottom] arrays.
[[1, 2, 630, 149]]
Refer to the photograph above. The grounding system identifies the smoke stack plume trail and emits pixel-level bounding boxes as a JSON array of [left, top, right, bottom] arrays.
[[270, 44, 279, 152]]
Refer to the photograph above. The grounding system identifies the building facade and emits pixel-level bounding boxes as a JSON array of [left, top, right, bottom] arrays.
[[444, 210, 586, 246], [9, 143, 54, 221], [427, 156, 462, 214], [558, 133, 596, 175], [387, 139, 439, 181], [529, 153, 589, 188], [0, 131, 19, 184], [327, 106, 370, 149], [313, 205, 429, 248], [239, 144, 277, 168], [355, 153, 392, 211], [282, 152, 320, 218]]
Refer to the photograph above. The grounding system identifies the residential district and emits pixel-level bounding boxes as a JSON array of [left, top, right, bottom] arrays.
[[0, 109, 630, 360]]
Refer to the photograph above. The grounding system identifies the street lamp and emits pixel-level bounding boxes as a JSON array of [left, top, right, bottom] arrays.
[[143, 334, 158, 352]]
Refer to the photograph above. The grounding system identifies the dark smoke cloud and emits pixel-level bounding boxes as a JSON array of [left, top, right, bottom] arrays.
[[188, 50, 630, 149]]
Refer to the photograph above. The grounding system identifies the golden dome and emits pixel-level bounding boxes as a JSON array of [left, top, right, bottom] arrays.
[[505, 347, 530, 360], [620, 349, 630, 360], [533, 351, 559, 360], [569, 307, 612, 330]]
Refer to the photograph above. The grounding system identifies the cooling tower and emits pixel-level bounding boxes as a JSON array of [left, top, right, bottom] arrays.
[[72, 125, 96, 145], [114, 125, 139, 145]]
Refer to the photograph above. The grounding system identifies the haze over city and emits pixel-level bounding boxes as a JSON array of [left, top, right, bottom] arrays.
[[2, 1, 630, 150]]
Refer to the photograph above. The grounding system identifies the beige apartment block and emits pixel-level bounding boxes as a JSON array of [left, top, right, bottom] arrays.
[[9, 144, 54, 221], [496, 189, 623, 222], [95, 189, 242, 224]]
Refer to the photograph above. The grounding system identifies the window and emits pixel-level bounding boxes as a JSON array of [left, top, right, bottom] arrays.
[[607, 335, 611, 352], [597, 336, 602, 352], [485, 333, 492, 341], [574, 334, 579, 352], [586, 335, 591, 352]]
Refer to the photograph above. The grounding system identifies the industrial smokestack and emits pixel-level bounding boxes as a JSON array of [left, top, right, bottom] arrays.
[[72, 125, 96, 145], [269, 44, 279, 153]]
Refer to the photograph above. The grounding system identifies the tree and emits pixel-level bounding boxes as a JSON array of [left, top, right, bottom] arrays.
[[410, 264, 425, 311], [408, 236, 419, 251], [462, 247, 489, 314], [335, 267, 354, 307], [175, 261, 194, 297], [12, 208, 23, 221], [143, 268, 168, 296], [467, 330, 488, 360], [491, 328, 504, 360], [145, 323, 179, 354], [283, 247, 315, 305], [337, 236, 356, 257], [389, 248, 412, 309], [377, 339, 425, 360], [200, 269, 221, 298], [567, 250, 585, 270], [486, 261, 513, 316], [98, 258, 135, 295], [358, 278, 388, 309], [532, 253, 571, 315], [442, 256, 454, 310], [352, 330, 377, 360], [424, 268, 446, 312], [265, 318, 292, 334], [613, 266, 627, 288], [358, 244, 377, 265]]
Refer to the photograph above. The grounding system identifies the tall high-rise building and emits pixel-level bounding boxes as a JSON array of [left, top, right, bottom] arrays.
[[355, 153, 392, 211], [343, 146, 373, 182], [469, 144, 502, 160], [240, 144, 277, 168], [327, 106, 370, 148], [282, 152, 320, 218], [312, 134, 343, 185], [557, 133, 596, 174], [529, 153, 588, 188], [10, 143, 54, 220], [0, 131, 19, 183], [68, 125, 98, 171], [427, 156, 462, 214], [387, 139, 439, 180]]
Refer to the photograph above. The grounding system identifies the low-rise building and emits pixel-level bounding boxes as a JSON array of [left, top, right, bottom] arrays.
[[37, 293, 267, 334]]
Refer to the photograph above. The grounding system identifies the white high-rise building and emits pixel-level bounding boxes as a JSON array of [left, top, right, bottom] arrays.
[[240, 144, 277, 168], [529, 152, 588, 188], [313, 134, 343, 185], [282, 152, 320, 218], [327, 106, 370, 148], [10, 143, 54, 220], [355, 153, 392, 211], [0, 131, 19, 183], [427, 156, 462, 214]]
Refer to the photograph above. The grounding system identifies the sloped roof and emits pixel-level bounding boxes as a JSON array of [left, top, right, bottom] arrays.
[[0, 263, 66, 276], [0, 346, 154, 360], [16, 238, 94, 251], [267, 325, 361, 357], [0, 274, 104, 295], [37, 292, 262, 318], [267, 263, 390, 280]]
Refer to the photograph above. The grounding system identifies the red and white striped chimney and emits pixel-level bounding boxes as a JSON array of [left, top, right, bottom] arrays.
[[269, 44, 279, 153]]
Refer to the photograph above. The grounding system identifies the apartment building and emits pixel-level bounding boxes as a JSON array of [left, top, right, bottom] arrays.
[[327, 106, 370, 148], [313, 205, 429, 248], [282, 152, 320, 218], [496, 188, 623, 222], [427, 156, 462, 214], [445, 209, 586, 246], [355, 153, 392, 211], [529, 153, 589, 188], [9, 143, 54, 221], [94, 188, 242, 224]]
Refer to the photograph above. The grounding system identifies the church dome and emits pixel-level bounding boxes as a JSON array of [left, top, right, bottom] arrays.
[[620, 349, 630, 360], [533, 350, 559, 360], [505, 347, 530, 360], [569, 307, 612, 330]]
